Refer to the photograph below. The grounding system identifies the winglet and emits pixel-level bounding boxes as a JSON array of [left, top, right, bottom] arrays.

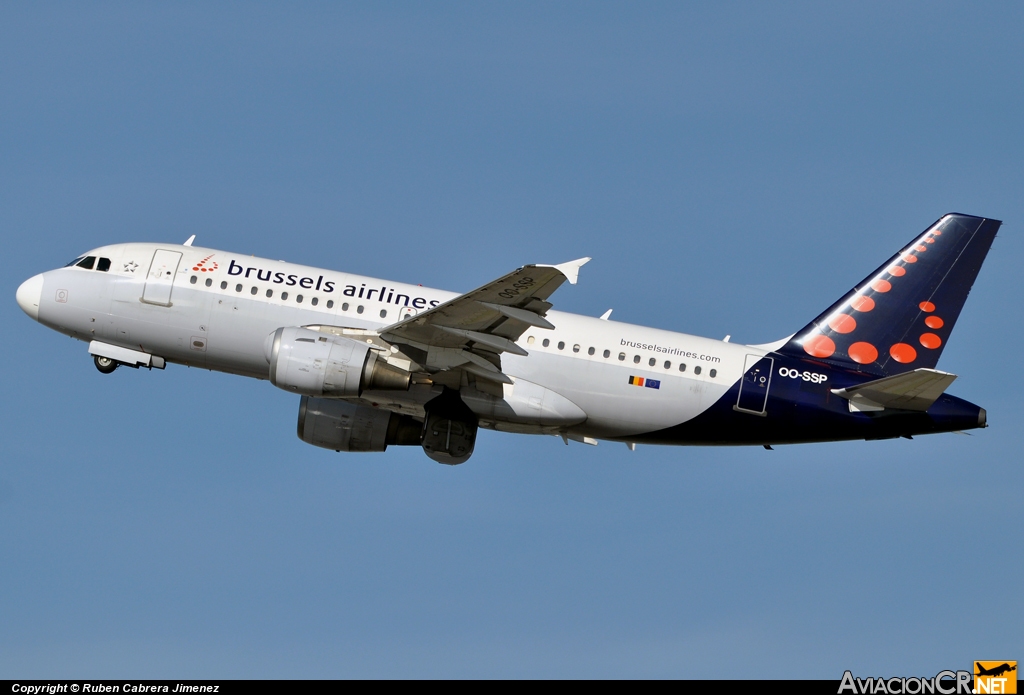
[[538, 257, 591, 285], [183, 235, 196, 247]]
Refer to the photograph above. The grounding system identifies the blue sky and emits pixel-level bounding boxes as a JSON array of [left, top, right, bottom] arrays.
[[1, 2, 1021, 678]]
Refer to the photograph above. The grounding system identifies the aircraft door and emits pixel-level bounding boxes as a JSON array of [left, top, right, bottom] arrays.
[[735, 354, 773, 415], [142, 250, 182, 306], [397, 306, 418, 321]]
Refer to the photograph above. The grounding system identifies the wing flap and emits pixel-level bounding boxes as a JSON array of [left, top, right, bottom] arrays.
[[380, 258, 589, 363], [831, 368, 957, 412]]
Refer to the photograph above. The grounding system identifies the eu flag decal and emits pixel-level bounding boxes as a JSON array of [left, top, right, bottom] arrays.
[[645, 379, 661, 389]]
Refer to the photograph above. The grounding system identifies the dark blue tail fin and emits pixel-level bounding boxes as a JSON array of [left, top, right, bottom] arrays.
[[776, 213, 1000, 375]]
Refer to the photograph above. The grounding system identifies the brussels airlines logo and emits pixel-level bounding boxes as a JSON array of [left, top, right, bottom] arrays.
[[192, 254, 219, 273], [227, 259, 440, 309]]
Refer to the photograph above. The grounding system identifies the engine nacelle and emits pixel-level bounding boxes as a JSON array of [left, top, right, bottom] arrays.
[[298, 397, 423, 452], [421, 389, 479, 465], [266, 327, 410, 397]]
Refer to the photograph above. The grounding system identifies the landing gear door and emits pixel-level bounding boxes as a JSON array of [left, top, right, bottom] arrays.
[[142, 250, 182, 306], [735, 354, 773, 416]]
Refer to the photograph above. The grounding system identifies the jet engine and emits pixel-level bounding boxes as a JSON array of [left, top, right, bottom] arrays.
[[266, 326, 410, 397], [421, 389, 478, 465], [298, 396, 422, 452]]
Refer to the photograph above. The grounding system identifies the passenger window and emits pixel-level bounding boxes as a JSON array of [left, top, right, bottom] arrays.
[[633, 355, 641, 364], [296, 295, 303, 303], [220, 281, 227, 290], [542, 339, 550, 347], [679, 363, 687, 372], [96, 258, 111, 272], [326, 300, 334, 309], [709, 369, 717, 378], [342, 302, 349, 311], [694, 366, 702, 375], [588, 347, 595, 355], [250, 286, 258, 295], [603, 350, 610, 358], [190, 275, 197, 284], [235, 284, 242, 292], [527, 336, 535, 344], [77, 256, 96, 270], [380, 309, 387, 318], [281, 292, 289, 300], [266, 289, 273, 298], [573, 344, 580, 353], [311, 297, 318, 306], [558, 341, 565, 350], [205, 278, 212, 287], [648, 358, 656, 367], [357, 305, 364, 314], [664, 360, 671, 369], [618, 352, 626, 361]]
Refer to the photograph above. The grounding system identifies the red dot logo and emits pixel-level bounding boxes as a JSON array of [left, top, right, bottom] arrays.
[[925, 316, 944, 329], [848, 342, 878, 364], [828, 313, 857, 334], [803, 334, 836, 358], [919, 333, 942, 349], [919, 301, 935, 312], [890, 343, 917, 363], [871, 279, 892, 293], [851, 295, 875, 312], [889, 265, 906, 277], [914, 244, 928, 252], [901, 253, 918, 263]]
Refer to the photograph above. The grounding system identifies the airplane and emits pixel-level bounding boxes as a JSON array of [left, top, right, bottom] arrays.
[[976, 663, 1016, 678], [15, 213, 998, 464]]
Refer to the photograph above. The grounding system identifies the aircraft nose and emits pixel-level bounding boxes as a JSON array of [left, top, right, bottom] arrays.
[[16, 273, 44, 320]]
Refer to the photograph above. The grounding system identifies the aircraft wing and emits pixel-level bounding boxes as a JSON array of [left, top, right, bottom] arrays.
[[831, 368, 958, 412], [379, 257, 590, 384]]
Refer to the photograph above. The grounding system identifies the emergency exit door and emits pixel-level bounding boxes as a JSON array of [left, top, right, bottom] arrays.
[[734, 354, 773, 415], [142, 250, 182, 306]]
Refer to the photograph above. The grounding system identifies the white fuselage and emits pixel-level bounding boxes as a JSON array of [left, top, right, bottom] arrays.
[[23, 242, 765, 441]]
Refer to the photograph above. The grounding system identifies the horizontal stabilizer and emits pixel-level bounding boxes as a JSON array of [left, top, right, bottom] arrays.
[[831, 368, 957, 412]]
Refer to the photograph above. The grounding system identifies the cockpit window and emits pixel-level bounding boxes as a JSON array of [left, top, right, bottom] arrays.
[[96, 257, 111, 272], [76, 256, 96, 270], [65, 256, 85, 267]]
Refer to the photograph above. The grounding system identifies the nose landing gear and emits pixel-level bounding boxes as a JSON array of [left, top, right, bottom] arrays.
[[94, 355, 118, 374]]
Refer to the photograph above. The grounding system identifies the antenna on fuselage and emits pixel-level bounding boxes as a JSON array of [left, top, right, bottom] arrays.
[[183, 235, 196, 247]]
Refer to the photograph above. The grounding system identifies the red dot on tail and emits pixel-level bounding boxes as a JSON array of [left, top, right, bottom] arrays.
[[919, 333, 942, 349], [915, 244, 928, 252], [803, 335, 836, 358], [925, 316, 944, 329], [925, 237, 935, 244], [851, 295, 875, 312], [828, 313, 857, 334], [890, 343, 917, 363], [889, 265, 906, 277], [848, 342, 878, 364], [902, 253, 918, 263], [919, 301, 935, 312], [871, 279, 891, 292]]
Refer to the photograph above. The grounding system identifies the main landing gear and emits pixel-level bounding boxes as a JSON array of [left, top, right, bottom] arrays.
[[94, 355, 118, 374]]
